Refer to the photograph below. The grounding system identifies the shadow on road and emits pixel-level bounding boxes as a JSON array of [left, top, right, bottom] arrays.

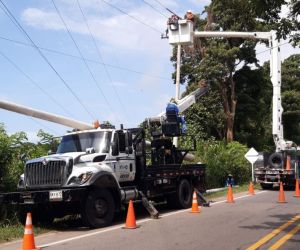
[[239, 213, 300, 232]]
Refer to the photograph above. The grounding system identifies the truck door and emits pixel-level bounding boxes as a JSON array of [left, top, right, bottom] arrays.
[[111, 131, 136, 182]]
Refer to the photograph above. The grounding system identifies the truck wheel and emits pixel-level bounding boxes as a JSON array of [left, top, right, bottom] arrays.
[[82, 189, 115, 228], [177, 179, 192, 208], [269, 152, 283, 168]]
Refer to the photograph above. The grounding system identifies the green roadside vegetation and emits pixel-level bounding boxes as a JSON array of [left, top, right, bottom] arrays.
[[204, 183, 261, 200]]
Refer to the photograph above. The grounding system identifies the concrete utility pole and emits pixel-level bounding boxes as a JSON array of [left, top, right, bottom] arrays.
[[0, 100, 93, 130], [173, 44, 182, 147]]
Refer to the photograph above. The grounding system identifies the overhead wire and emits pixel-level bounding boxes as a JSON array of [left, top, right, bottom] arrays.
[[256, 41, 290, 55], [0, 49, 75, 118], [101, 0, 163, 34], [76, 0, 131, 122], [0, 35, 170, 81], [0, 0, 96, 120], [140, 0, 169, 18], [28, 117, 61, 135], [51, 0, 120, 123]]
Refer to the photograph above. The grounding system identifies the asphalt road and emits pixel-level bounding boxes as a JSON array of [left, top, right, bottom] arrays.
[[1, 190, 300, 250]]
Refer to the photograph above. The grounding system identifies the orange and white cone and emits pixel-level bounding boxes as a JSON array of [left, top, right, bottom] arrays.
[[226, 186, 234, 203], [21, 213, 40, 250], [248, 182, 255, 195], [277, 182, 287, 203], [190, 191, 200, 213], [124, 200, 137, 229], [294, 179, 300, 197]]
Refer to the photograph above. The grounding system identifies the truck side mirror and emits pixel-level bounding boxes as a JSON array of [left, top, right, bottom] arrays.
[[111, 142, 119, 156], [19, 153, 28, 163]]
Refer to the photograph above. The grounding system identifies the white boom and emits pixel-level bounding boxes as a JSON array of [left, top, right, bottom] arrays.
[[0, 100, 93, 130], [167, 21, 290, 151]]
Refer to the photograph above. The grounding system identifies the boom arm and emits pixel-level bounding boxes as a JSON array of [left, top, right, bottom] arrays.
[[0, 100, 93, 130], [157, 85, 209, 117], [167, 24, 291, 151]]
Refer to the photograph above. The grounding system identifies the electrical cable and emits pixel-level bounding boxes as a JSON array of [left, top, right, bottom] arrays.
[[140, 0, 169, 18], [28, 117, 61, 135], [0, 35, 171, 80], [0, 49, 75, 118], [0, 0, 96, 120], [101, 0, 163, 34], [256, 41, 290, 55], [52, 0, 119, 122], [76, 0, 131, 122]]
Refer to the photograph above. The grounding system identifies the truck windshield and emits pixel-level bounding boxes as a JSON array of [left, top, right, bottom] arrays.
[[57, 131, 112, 154]]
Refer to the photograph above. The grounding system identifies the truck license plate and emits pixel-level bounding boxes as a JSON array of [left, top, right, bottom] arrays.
[[49, 190, 63, 201]]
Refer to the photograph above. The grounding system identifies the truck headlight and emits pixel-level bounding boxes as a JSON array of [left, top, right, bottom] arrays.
[[68, 171, 93, 185]]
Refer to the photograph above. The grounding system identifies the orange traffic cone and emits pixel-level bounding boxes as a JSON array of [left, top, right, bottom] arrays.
[[21, 213, 40, 250], [248, 182, 255, 195], [190, 191, 200, 213], [277, 182, 287, 203], [226, 186, 234, 203], [286, 156, 291, 170], [124, 200, 137, 229], [294, 179, 300, 197]]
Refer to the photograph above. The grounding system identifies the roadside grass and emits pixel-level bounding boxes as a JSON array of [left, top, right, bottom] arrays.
[[0, 223, 49, 244], [0, 214, 82, 244], [204, 183, 261, 200]]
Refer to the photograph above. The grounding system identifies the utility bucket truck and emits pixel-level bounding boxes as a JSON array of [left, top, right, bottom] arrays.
[[0, 99, 207, 228], [167, 16, 300, 189]]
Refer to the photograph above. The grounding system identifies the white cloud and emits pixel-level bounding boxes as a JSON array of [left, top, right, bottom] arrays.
[[21, 4, 169, 54]]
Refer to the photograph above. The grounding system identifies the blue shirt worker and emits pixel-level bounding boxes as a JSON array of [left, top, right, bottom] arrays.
[[226, 174, 235, 187]]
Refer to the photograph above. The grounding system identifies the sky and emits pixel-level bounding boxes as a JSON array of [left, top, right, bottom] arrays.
[[0, 0, 299, 142]]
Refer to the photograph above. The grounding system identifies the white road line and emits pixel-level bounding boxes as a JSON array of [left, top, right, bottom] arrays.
[[39, 190, 268, 248]]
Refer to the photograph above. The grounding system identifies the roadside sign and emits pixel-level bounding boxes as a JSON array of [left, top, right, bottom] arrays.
[[245, 147, 259, 182], [245, 147, 259, 164]]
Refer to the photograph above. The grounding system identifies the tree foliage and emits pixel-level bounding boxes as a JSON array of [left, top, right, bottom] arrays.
[[0, 126, 53, 192]]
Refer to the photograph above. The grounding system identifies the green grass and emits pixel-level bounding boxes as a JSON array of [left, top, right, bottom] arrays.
[[204, 183, 260, 200], [0, 223, 49, 244]]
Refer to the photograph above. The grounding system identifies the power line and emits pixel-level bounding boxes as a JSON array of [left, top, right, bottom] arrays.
[[0, 49, 75, 118], [0, 0, 96, 120], [101, 0, 163, 34], [76, 0, 130, 122], [52, 0, 119, 123], [0, 35, 171, 80], [28, 117, 60, 135], [141, 0, 169, 18], [256, 41, 290, 55]]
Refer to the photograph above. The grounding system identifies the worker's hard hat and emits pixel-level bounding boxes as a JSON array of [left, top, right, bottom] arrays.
[[187, 10, 192, 13]]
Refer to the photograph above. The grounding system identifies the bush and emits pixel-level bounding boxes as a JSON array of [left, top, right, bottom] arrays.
[[196, 140, 251, 189]]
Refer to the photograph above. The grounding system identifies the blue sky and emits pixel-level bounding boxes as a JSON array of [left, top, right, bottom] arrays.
[[0, 0, 299, 141]]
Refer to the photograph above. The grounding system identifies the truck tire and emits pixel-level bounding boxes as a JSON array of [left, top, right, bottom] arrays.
[[268, 152, 283, 168], [168, 178, 192, 209], [260, 183, 273, 190], [82, 189, 115, 228]]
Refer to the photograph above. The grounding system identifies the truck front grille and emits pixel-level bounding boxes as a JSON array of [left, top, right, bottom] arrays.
[[25, 160, 66, 187]]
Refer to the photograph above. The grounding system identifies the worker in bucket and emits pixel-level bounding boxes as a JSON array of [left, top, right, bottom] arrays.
[[184, 10, 195, 22]]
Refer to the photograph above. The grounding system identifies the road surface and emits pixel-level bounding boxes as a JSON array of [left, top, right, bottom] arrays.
[[1, 190, 300, 250]]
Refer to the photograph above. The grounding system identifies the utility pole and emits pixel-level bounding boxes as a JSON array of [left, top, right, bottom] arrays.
[[173, 44, 181, 147]]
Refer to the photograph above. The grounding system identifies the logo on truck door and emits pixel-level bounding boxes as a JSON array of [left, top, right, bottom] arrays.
[[119, 164, 128, 170]]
